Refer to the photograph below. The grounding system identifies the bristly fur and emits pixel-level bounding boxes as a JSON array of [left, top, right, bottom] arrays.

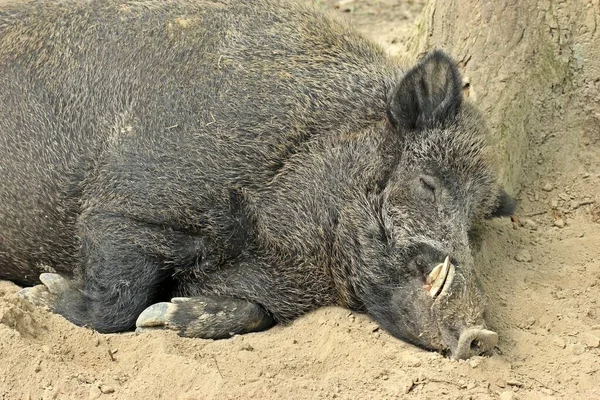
[[0, 0, 514, 355]]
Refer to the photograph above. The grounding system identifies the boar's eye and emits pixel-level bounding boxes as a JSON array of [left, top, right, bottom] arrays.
[[418, 176, 437, 202]]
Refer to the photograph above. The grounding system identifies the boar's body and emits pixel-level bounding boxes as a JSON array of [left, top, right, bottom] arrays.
[[1, 0, 394, 318], [0, 0, 513, 358]]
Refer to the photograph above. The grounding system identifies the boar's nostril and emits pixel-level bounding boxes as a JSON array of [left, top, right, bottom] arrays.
[[453, 328, 498, 360]]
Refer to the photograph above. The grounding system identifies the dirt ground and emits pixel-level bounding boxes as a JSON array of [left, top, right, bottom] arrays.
[[1, 1, 599, 399]]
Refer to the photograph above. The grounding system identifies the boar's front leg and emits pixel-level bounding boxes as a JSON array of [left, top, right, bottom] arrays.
[[135, 295, 275, 338], [19, 213, 202, 333]]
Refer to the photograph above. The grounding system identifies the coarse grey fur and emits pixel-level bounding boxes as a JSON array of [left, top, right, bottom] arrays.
[[0, 0, 515, 358]]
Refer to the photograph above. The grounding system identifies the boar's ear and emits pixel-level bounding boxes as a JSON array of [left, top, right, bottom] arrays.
[[387, 50, 462, 132], [487, 188, 517, 218]]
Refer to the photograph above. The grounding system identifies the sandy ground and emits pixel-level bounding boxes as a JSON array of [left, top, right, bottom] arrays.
[[1, 1, 599, 399]]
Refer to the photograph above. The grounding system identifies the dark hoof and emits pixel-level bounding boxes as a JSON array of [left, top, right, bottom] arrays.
[[136, 295, 275, 339], [16, 273, 68, 308]]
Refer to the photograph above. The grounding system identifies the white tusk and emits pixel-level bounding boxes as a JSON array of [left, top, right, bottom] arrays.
[[428, 256, 451, 298], [427, 263, 443, 285], [439, 263, 456, 298]]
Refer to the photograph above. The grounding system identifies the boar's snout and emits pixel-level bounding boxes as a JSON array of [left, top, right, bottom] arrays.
[[361, 244, 499, 359], [427, 256, 498, 359], [452, 327, 498, 360]]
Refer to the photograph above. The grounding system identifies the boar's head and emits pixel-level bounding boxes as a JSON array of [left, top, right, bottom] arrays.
[[345, 51, 515, 359]]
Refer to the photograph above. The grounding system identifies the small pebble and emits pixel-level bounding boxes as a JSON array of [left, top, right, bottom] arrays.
[[469, 358, 481, 368], [515, 249, 533, 263], [88, 386, 102, 400], [542, 183, 554, 192], [367, 323, 379, 332], [403, 355, 421, 367], [554, 218, 565, 228], [334, 0, 355, 11], [523, 218, 538, 230], [581, 332, 600, 348], [100, 385, 115, 394], [399, 377, 414, 394], [499, 390, 515, 400], [239, 344, 254, 351], [570, 343, 586, 355], [507, 379, 524, 387], [553, 336, 566, 349]]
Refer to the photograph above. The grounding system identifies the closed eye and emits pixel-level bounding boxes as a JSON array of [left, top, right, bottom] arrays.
[[419, 176, 437, 202]]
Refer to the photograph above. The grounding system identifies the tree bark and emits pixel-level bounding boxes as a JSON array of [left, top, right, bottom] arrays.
[[409, 0, 600, 193]]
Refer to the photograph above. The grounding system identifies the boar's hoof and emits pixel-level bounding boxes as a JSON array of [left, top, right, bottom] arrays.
[[16, 273, 67, 308], [135, 295, 275, 339], [453, 328, 498, 360]]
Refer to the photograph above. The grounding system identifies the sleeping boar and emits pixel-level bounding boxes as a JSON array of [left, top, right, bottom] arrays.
[[0, 0, 515, 359]]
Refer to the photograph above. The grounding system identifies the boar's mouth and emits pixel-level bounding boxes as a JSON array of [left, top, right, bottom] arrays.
[[426, 257, 498, 359]]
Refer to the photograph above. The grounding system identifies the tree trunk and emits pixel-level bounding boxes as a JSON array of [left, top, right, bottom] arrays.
[[409, 0, 600, 194]]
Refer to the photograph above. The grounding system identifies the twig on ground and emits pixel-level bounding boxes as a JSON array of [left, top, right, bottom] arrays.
[[212, 355, 224, 379]]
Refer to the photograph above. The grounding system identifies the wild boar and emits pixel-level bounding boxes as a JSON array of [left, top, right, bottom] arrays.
[[0, 0, 515, 359]]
